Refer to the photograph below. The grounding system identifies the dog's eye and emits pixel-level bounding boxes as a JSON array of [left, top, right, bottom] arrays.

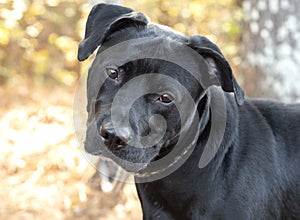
[[106, 68, 118, 79], [159, 93, 174, 103]]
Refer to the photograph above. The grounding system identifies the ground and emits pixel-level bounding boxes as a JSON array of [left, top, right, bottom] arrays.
[[0, 82, 142, 220]]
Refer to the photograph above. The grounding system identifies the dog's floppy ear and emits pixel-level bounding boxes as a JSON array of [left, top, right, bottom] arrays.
[[78, 4, 149, 61], [188, 35, 244, 105]]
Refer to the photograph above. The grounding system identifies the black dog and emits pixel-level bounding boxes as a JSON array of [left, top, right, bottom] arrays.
[[78, 4, 300, 219]]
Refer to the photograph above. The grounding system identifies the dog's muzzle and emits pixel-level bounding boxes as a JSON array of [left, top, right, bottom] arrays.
[[99, 122, 130, 150]]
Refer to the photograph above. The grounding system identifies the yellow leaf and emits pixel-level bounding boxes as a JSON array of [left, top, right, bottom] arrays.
[[0, 28, 10, 45]]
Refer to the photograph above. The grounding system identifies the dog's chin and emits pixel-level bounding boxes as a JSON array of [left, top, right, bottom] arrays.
[[85, 141, 175, 174]]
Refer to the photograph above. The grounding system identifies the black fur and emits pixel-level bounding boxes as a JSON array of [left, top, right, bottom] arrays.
[[78, 4, 300, 219]]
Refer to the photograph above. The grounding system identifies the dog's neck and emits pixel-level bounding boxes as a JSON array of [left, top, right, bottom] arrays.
[[178, 92, 239, 183], [135, 92, 240, 214]]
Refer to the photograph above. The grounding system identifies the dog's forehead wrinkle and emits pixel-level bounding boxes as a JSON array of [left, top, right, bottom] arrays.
[[98, 23, 188, 57]]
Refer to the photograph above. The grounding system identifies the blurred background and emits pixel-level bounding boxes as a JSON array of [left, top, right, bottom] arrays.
[[0, 0, 299, 219]]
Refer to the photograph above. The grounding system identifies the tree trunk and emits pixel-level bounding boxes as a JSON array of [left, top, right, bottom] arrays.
[[239, 0, 300, 102]]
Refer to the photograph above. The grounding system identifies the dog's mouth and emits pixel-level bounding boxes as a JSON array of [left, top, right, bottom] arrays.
[[154, 141, 176, 160], [85, 135, 177, 173]]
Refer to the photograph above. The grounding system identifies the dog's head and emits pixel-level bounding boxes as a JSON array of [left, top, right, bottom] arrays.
[[78, 4, 244, 175]]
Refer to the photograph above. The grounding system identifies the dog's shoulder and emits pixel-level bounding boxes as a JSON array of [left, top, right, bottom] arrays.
[[247, 98, 300, 120], [243, 98, 300, 151]]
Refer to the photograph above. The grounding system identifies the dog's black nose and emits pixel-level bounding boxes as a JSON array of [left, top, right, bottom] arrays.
[[99, 124, 126, 149]]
